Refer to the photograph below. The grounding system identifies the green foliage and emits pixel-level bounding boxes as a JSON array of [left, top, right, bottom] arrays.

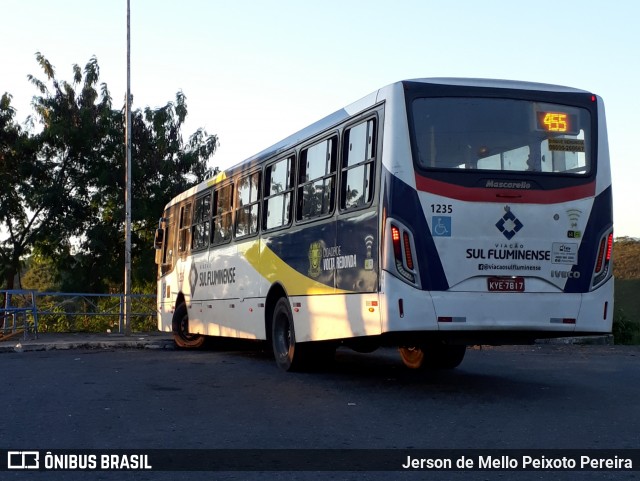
[[613, 278, 640, 344], [612, 238, 640, 344], [1, 53, 219, 293], [612, 308, 640, 345], [0, 92, 39, 289], [21, 253, 59, 292], [613, 237, 640, 280], [33, 293, 156, 333]]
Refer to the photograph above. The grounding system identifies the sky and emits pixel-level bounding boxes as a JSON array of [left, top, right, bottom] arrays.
[[2, 0, 639, 237]]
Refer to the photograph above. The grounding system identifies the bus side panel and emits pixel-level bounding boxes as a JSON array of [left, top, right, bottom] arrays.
[[381, 167, 449, 291], [292, 293, 382, 342], [177, 240, 266, 340], [564, 186, 613, 293], [576, 276, 613, 333], [379, 271, 438, 333], [262, 209, 379, 297], [264, 223, 337, 295], [335, 210, 379, 293], [290, 210, 381, 342]]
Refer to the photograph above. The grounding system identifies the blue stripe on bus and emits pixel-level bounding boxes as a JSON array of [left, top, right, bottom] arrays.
[[383, 168, 449, 291], [564, 185, 613, 293]]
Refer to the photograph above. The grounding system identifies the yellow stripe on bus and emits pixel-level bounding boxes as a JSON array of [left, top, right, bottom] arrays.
[[206, 171, 227, 187], [240, 240, 352, 296]]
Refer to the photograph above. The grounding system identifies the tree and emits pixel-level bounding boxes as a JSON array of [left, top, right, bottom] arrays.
[[0, 92, 39, 290], [1, 53, 218, 293], [19, 53, 119, 292]]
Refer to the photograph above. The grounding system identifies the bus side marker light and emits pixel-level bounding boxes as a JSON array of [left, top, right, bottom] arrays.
[[550, 318, 576, 324], [438, 317, 466, 323]]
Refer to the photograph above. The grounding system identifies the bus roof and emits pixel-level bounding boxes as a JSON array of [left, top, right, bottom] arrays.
[[164, 77, 594, 209], [408, 77, 592, 94]]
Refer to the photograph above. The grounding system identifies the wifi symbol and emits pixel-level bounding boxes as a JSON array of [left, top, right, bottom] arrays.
[[365, 235, 374, 253], [364, 235, 375, 270], [567, 209, 582, 228]]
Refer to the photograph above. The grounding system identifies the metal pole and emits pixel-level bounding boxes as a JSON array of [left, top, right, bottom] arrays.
[[124, 0, 132, 336]]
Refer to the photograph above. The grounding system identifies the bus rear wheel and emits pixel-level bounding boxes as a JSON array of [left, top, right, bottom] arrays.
[[172, 302, 205, 349], [399, 344, 466, 370], [398, 346, 425, 369]]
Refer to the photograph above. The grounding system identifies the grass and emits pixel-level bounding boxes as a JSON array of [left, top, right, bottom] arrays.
[[614, 279, 640, 344]]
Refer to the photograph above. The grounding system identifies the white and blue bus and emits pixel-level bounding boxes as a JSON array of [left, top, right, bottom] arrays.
[[154, 78, 613, 371]]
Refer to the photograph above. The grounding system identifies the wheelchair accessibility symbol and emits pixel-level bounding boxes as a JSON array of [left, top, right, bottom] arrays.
[[432, 216, 451, 237]]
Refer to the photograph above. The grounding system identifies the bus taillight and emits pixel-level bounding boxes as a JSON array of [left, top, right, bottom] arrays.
[[389, 223, 417, 285], [403, 231, 414, 270], [606, 232, 613, 261], [594, 238, 606, 274], [391, 225, 402, 258], [592, 230, 613, 289]]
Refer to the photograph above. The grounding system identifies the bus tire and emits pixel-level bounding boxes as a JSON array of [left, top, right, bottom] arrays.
[[272, 297, 308, 371], [172, 302, 205, 349], [399, 344, 466, 370], [398, 346, 425, 369], [426, 344, 466, 369]]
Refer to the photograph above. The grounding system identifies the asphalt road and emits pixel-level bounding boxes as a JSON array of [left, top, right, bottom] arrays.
[[1, 342, 639, 481]]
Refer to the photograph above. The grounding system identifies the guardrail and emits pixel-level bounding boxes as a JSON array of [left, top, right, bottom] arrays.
[[0, 290, 157, 338]]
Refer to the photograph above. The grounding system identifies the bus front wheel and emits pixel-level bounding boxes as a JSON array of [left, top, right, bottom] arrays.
[[272, 297, 308, 371], [172, 302, 205, 349], [399, 344, 466, 370]]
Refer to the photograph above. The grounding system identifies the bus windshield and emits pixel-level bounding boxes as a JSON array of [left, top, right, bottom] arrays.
[[411, 97, 591, 175]]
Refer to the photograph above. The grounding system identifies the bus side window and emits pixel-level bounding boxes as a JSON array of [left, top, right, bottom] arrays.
[[264, 156, 294, 230], [191, 192, 212, 250], [160, 207, 177, 272], [235, 171, 261, 238], [297, 136, 337, 220], [341, 118, 376, 211], [212, 183, 233, 245], [178, 202, 192, 253]]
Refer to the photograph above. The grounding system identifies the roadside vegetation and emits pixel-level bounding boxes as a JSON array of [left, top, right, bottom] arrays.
[[1, 54, 217, 295], [1, 54, 217, 333], [613, 237, 640, 344]]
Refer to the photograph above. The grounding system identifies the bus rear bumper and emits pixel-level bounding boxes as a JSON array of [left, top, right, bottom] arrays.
[[382, 274, 613, 338]]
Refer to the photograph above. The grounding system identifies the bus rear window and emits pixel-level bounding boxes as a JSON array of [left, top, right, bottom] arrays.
[[410, 98, 591, 175]]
